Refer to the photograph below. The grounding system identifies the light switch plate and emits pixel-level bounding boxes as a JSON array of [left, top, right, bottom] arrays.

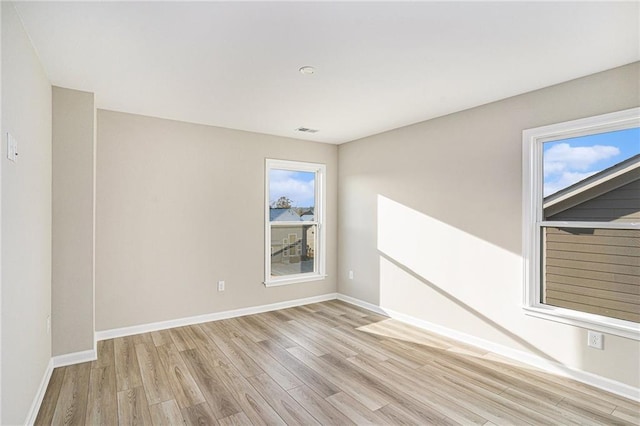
[[7, 132, 18, 162]]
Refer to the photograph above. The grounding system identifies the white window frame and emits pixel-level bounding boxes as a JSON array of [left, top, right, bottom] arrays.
[[522, 107, 640, 340], [265, 159, 326, 287]]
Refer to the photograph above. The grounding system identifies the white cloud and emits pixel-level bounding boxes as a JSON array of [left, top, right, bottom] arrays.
[[543, 143, 619, 196], [544, 170, 599, 197], [544, 143, 619, 177], [269, 170, 315, 207]]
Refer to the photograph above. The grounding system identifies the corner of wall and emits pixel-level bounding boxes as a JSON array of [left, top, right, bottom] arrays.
[[51, 87, 96, 357]]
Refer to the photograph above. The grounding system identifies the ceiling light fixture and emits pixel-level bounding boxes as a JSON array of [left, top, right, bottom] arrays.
[[299, 66, 315, 75]]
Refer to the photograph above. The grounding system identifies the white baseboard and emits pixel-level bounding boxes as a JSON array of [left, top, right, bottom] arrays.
[[337, 294, 639, 402], [336, 293, 387, 316], [24, 358, 53, 426], [52, 349, 97, 368], [96, 292, 338, 341]]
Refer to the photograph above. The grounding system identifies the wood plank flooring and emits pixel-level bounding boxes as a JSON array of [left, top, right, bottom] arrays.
[[35, 300, 640, 425]]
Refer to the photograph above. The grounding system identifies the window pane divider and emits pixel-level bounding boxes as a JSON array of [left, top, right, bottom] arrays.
[[538, 221, 640, 230], [270, 221, 319, 226]]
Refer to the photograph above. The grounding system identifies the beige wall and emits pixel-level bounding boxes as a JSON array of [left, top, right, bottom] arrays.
[[96, 110, 337, 331], [1, 2, 52, 423], [52, 87, 95, 356], [337, 62, 640, 387]]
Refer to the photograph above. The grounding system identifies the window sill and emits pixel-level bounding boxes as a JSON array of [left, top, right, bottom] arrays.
[[264, 274, 327, 287], [523, 305, 639, 341]]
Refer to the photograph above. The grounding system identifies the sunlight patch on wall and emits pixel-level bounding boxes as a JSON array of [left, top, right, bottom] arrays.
[[377, 195, 522, 334]]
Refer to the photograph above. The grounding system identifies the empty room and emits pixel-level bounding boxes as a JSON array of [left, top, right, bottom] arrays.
[[2, 1, 640, 425]]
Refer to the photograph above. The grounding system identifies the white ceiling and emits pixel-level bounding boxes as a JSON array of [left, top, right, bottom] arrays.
[[13, 1, 640, 144]]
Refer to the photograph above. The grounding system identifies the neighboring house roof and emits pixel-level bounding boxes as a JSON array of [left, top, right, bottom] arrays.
[[270, 208, 300, 222], [543, 154, 640, 217]]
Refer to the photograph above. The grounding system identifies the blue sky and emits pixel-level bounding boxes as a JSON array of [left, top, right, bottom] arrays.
[[269, 169, 315, 207], [543, 127, 640, 197]]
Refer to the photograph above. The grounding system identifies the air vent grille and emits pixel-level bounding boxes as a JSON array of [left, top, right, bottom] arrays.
[[295, 127, 319, 134]]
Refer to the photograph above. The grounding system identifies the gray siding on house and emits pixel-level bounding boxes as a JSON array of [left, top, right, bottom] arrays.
[[548, 180, 640, 223], [543, 227, 640, 323]]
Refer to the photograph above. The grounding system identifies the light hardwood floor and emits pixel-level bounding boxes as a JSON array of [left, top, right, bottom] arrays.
[[36, 300, 639, 425]]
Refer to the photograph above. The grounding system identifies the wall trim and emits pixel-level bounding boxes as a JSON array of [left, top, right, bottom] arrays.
[[336, 293, 387, 316], [337, 294, 640, 402], [24, 359, 53, 426], [52, 349, 97, 368], [96, 292, 338, 341]]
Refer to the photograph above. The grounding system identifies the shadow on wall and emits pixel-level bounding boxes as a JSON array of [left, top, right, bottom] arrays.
[[376, 194, 564, 364]]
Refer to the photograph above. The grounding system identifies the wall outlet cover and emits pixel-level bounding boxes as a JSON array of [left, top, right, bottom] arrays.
[[588, 331, 604, 350]]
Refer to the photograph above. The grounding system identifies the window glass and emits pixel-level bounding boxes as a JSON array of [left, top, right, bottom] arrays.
[[543, 127, 640, 210], [265, 160, 325, 286], [269, 169, 315, 221], [523, 108, 640, 339], [270, 224, 317, 277], [540, 128, 639, 323]]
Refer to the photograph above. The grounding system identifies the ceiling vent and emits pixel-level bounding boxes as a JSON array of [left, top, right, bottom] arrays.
[[295, 127, 319, 134]]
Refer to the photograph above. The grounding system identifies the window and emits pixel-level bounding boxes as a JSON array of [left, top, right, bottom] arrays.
[[265, 159, 326, 286], [523, 108, 640, 339]]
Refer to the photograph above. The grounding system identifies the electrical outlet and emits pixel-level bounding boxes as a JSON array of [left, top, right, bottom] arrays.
[[218, 280, 225, 292], [47, 315, 51, 335], [348, 270, 354, 280], [588, 331, 603, 350]]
